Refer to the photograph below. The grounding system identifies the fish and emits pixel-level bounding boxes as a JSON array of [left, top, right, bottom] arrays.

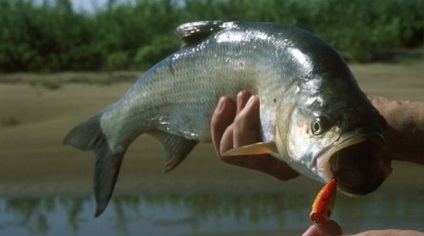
[[64, 21, 392, 217], [310, 178, 337, 225]]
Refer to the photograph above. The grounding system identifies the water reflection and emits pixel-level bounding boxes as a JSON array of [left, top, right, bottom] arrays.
[[1, 192, 423, 235]]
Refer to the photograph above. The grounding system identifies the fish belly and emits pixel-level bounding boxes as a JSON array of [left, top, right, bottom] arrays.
[[100, 42, 281, 148]]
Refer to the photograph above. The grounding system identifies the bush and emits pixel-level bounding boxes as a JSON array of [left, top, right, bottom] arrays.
[[0, 0, 422, 72]]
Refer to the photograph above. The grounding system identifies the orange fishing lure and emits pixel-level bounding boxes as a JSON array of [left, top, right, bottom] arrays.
[[310, 178, 337, 225]]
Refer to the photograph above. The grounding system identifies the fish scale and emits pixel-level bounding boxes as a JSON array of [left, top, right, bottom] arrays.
[[64, 21, 391, 217]]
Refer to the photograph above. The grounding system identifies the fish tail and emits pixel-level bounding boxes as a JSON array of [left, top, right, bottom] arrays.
[[63, 112, 124, 217]]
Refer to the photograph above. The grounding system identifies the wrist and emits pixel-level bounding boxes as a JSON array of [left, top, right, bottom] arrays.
[[368, 95, 424, 164]]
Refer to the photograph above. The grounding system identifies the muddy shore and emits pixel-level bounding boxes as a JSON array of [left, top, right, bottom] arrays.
[[0, 61, 423, 235], [1, 61, 423, 195]]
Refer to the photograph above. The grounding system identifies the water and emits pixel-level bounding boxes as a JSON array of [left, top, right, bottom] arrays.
[[1, 71, 424, 236], [1, 191, 423, 236]]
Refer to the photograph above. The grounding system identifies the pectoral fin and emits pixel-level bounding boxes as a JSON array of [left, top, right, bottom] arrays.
[[220, 142, 299, 181], [222, 141, 278, 157]]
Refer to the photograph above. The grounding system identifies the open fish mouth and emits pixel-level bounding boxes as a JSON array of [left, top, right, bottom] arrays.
[[317, 133, 392, 195]]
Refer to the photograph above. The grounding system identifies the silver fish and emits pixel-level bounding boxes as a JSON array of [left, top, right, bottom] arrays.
[[64, 21, 392, 217]]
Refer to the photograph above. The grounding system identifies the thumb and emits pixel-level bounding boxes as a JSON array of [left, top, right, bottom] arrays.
[[302, 220, 342, 236]]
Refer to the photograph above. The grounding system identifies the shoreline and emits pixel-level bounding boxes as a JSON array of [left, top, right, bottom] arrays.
[[1, 61, 423, 196]]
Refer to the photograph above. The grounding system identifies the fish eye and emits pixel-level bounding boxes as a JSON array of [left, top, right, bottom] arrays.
[[311, 116, 331, 135]]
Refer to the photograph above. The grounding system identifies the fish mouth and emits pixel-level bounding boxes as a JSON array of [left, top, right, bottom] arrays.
[[317, 132, 392, 195]]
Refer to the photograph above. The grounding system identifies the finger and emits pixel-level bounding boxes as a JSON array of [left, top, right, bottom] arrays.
[[264, 157, 300, 181], [236, 91, 252, 114], [354, 229, 424, 236], [214, 93, 300, 181], [211, 96, 236, 155], [302, 220, 342, 236], [220, 124, 235, 154], [233, 95, 261, 148]]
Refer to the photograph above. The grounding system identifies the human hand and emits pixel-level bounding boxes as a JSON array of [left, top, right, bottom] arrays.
[[368, 95, 424, 165], [303, 220, 342, 236], [210, 92, 424, 178], [210, 91, 299, 180], [303, 221, 424, 236], [210, 92, 424, 236]]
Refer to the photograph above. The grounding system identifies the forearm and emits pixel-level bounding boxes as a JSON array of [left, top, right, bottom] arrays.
[[368, 95, 424, 165]]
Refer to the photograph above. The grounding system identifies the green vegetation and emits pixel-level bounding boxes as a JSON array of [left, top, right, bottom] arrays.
[[0, 0, 423, 72], [40, 79, 62, 89], [1, 116, 20, 126]]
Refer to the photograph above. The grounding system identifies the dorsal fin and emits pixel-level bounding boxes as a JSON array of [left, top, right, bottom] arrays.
[[175, 21, 239, 48]]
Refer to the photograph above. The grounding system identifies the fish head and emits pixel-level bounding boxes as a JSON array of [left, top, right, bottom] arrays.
[[276, 90, 392, 196]]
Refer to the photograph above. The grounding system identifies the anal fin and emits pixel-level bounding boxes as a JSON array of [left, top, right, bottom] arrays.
[[147, 130, 198, 173]]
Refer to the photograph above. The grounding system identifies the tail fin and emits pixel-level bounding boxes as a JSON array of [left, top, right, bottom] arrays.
[[63, 113, 124, 217]]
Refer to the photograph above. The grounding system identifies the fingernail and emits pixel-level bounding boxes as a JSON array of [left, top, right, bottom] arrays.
[[246, 95, 258, 108], [237, 91, 244, 107], [216, 97, 225, 112]]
